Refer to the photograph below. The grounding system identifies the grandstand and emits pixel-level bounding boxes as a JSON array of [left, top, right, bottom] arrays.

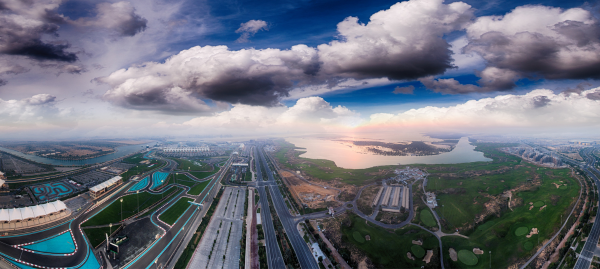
[[0, 201, 69, 230], [89, 176, 122, 199]]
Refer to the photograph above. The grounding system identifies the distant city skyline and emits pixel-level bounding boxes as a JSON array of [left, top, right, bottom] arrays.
[[0, 0, 599, 139]]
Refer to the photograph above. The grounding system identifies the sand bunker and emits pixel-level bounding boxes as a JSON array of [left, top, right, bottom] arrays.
[[449, 248, 458, 261], [526, 228, 539, 238]]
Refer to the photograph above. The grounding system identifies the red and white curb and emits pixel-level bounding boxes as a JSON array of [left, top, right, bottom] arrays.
[[155, 200, 173, 229], [12, 230, 78, 256]]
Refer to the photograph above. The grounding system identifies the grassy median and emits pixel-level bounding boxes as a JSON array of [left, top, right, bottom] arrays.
[[188, 180, 211, 196], [83, 188, 178, 226], [159, 197, 194, 225]]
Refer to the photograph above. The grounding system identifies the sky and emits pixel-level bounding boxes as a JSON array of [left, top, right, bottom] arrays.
[[0, 0, 599, 140]]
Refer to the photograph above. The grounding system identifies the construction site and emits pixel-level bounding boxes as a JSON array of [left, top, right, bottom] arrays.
[[278, 170, 339, 209]]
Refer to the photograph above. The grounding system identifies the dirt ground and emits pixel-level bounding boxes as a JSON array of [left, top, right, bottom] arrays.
[[280, 170, 339, 209], [565, 153, 583, 160], [357, 185, 380, 215]]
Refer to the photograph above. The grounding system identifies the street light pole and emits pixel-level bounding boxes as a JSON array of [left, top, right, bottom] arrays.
[[489, 251, 491, 269], [137, 191, 139, 213], [120, 198, 123, 221]]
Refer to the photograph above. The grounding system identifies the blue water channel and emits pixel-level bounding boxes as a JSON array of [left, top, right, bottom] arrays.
[[150, 172, 169, 190], [22, 231, 76, 254], [0, 143, 154, 166], [129, 176, 149, 192]]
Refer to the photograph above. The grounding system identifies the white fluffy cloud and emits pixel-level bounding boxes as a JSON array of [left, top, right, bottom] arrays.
[[0, 94, 73, 126], [99, 44, 320, 111], [98, 0, 476, 113], [235, 20, 268, 43], [367, 88, 600, 131], [318, 0, 473, 80], [424, 5, 600, 94], [182, 96, 360, 132]]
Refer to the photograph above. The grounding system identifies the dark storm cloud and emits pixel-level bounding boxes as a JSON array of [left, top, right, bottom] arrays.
[[74, 2, 148, 37], [0, 79, 6, 87], [3, 41, 77, 62], [117, 13, 147, 36], [587, 89, 600, 100], [453, 5, 600, 93], [561, 82, 592, 95], [0, 1, 77, 63], [532, 95, 551, 108], [419, 76, 483, 94], [199, 76, 290, 107], [393, 85, 415, 94]]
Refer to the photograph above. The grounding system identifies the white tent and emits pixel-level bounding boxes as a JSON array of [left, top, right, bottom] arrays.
[[20, 207, 34, 220], [50, 200, 67, 211], [31, 205, 46, 218], [8, 208, 21, 221], [0, 209, 9, 222], [40, 203, 57, 215]]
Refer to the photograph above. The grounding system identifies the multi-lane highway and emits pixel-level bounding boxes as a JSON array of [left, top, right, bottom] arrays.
[[574, 147, 600, 269], [253, 147, 287, 268], [255, 145, 319, 269]]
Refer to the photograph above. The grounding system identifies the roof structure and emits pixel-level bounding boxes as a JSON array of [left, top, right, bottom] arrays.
[[0, 201, 67, 222], [89, 176, 122, 192]]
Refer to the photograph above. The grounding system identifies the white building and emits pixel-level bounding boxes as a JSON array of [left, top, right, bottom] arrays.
[[89, 176, 123, 199], [0, 201, 69, 230], [161, 146, 210, 153]]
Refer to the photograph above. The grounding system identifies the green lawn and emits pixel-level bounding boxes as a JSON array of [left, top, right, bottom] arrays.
[[430, 143, 581, 268], [411, 245, 426, 258], [352, 231, 365, 243], [159, 197, 194, 225], [340, 213, 439, 268], [187, 180, 211, 196], [189, 169, 218, 180], [120, 160, 165, 181], [244, 169, 252, 181], [83, 188, 177, 226], [138, 190, 181, 218], [84, 225, 121, 248], [171, 158, 212, 171], [122, 153, 145, 164], [171, 173, 199, 188], [458, 250, 478, 266], [420, 209, 437, 227]]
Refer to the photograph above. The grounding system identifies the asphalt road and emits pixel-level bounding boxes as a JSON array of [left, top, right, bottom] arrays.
[[255, 147, 319, 269], [253, 147, 286, 269], [574, 147, 600, 269]]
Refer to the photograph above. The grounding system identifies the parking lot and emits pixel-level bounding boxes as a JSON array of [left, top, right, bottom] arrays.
[[188, 187, 246, 269]]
